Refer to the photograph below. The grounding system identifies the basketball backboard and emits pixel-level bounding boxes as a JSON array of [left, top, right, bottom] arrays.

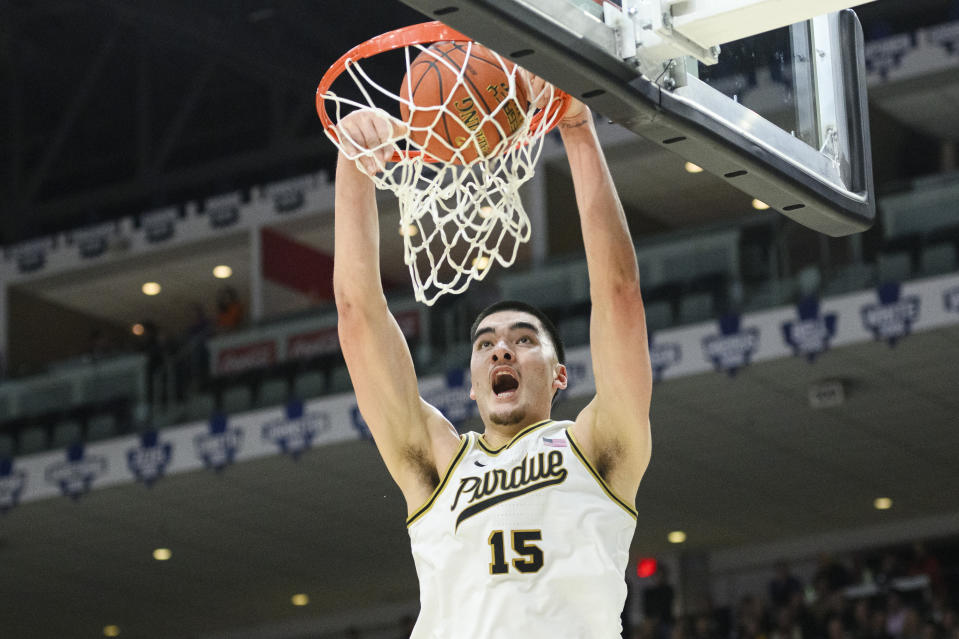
[[399, 0, 876, 236]]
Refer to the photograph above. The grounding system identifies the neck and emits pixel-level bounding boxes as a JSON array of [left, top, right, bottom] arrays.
[[481, 416, 550, 449]]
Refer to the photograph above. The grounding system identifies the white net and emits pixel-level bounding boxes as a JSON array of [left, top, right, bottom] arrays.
[[320, 39, 568, 306]]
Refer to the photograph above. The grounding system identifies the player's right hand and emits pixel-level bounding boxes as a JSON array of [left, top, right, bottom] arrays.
[[518, 69, 588, 128], [336, 109, 407, 176]]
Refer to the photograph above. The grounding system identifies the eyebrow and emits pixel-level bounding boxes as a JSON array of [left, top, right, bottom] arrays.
[[472, 321, 541, 343]]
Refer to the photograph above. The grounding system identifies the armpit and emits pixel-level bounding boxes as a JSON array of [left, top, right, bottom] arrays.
[[405, 444, 440, 491]]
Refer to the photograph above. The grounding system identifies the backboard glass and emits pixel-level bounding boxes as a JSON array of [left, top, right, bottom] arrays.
[[399, 0, 876, 236]]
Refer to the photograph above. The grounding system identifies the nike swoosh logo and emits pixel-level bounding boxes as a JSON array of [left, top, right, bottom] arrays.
[[474, 460, 486, 467]]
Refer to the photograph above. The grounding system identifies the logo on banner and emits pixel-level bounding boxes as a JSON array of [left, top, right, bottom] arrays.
[[861, 282, 920, 346], [44, 444, 108, 500], [15, 240, 47, 273], [195, 415, 243, 472], [423, 368, 476, 425], [944, 286, 959, 313], [75, 224, 113, 259], [262, 400, 331, 459], [273, 187, 305, 213], [142, 208, 177, 243], [127, 430, 173, 487], [928, 22, 959, 55], [782, 297, 838, 362], [208, 205, 239, 228], [649, 333, 682, 382], [0, 459, 26, 514], [864, 34, 911, 80], [702, 314, 760, 377], [350, 406, 373, 441]]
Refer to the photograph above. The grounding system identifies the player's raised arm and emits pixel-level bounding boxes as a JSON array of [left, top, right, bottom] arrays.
[[333, 110, 460, 511], [558, 100, 653, 500]]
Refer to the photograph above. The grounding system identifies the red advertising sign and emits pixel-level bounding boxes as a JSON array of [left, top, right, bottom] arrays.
[[286, 327, 340, 361], [216, 341, 276, 375]]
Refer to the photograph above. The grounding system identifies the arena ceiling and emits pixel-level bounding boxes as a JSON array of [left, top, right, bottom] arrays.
[[1, 0, 956, 248]]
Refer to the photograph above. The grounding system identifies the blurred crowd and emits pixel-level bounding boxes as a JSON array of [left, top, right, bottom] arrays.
[[636, 541, 957, 639]]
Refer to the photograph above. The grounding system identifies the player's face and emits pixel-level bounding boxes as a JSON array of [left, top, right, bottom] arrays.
[[469, 310, 567, 429]]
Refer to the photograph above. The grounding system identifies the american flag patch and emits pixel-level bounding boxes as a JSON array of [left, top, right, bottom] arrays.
[[542, 437, 568, 448]]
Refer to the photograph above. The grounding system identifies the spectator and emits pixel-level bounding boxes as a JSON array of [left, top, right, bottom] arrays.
[[866, 607, 892, 639], [827, 614, 852, 639], [215, 286, 245, 332], [181, 302, 212, 394], [899, 607, 922, 639], [692, 614, 721, 639], [140, 320, 169, 402], [875, 552, 906, 589], [645, 565, 677, 639], [852, 599, 873, 639], [770, 561, 804, 609], [734, 595, 768, 639], [815, 553, 852, 595], [940, 608, 957, 637], [886, 592, 908, 638], [908, 543, 944, 597]]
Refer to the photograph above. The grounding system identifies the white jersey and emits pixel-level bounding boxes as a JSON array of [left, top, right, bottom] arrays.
[[408, 419, 638, 639]]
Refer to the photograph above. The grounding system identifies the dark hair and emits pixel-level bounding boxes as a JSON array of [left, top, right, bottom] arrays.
[[470, 300, 566, 364]]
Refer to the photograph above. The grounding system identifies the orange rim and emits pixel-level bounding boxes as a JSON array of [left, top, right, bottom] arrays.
[[316, 20, 571, 163]]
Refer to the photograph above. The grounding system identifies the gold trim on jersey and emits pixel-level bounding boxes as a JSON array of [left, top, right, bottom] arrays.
[[476, 419, 554, 455], [406, 434, 471, 527], [566, 429, 639, 519]]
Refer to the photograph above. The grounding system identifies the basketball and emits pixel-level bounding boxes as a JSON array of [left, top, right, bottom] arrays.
[[399, 41, 528, 163]]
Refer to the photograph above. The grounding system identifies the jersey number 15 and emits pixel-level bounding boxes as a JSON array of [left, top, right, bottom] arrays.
[[488, 529, 543, 575]]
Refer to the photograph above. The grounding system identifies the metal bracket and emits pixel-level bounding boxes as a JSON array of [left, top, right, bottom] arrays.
[[604, 0, 720, 85]]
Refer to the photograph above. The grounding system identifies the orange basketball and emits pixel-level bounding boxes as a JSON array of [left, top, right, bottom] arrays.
[[399, 42, 528, 164]]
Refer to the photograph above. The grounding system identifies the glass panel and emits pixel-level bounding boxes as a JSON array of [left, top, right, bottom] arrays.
[[696, 25, 820, 151]]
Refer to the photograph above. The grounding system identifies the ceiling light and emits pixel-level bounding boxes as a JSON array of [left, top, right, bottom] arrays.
[[399, 224, 418, 237], [684, 162, 703, 173], [667, 530, 687, 544], [874, 497, 893, 510], [473, 255, 491, 271], [213, 265, 233, 279], [479, 205, 494, 218], [141, 282, 161, 296], [752, 199, 770, 210], [103, 626, 120, 637], [131, 323, 144, 336], [291, 593, 309, 606], [153, 548, 172, 561]]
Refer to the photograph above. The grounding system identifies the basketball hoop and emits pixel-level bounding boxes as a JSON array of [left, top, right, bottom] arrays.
[[317, 21, 571, 306]]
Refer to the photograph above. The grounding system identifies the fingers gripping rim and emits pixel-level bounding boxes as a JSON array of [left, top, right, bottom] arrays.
[[316, 20, 571, 161]]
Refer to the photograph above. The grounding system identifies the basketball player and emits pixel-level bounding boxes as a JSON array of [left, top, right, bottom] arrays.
[[333, 75, 652, 637]]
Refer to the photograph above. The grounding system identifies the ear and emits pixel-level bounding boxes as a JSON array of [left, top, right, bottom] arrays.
[[552, 364, 568, 391], [469, 386, 476, 400]]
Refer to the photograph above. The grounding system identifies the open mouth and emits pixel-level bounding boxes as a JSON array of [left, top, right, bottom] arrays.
[[491, 367, 519, 397]]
